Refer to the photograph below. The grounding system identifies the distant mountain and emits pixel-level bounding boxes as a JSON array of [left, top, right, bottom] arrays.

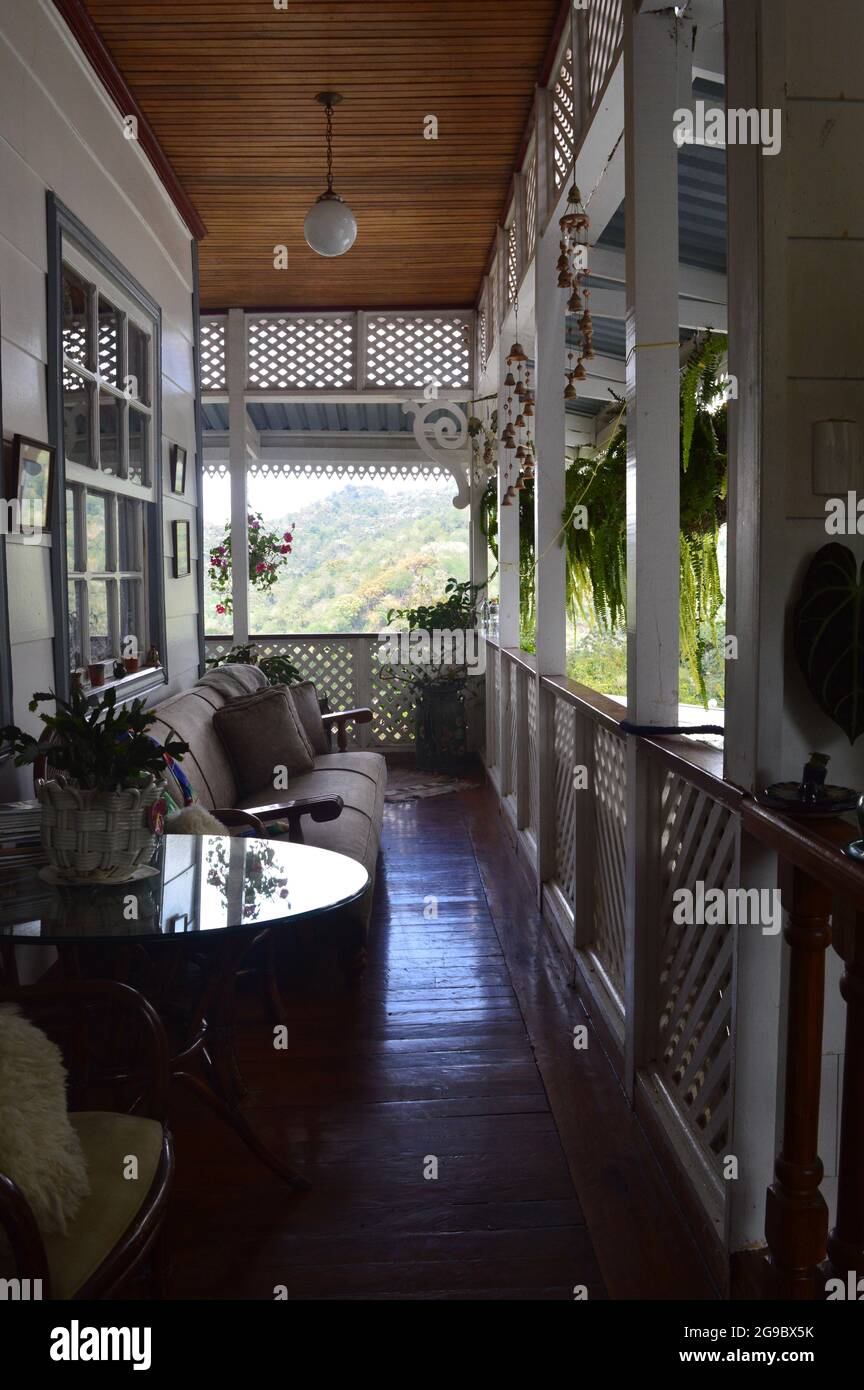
[[204, 482, 470, 637]]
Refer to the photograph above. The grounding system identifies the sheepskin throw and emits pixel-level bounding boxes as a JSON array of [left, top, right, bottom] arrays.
[[165, 804, 228, 836], [0, 1005, 90, 1237]]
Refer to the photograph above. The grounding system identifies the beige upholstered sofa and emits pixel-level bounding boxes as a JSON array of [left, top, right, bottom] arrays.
[[147, 666, 386, 949]]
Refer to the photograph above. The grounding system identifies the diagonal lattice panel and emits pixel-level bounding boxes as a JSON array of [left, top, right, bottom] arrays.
[[369, 665, 414, 747], [507, 222, 519, 308], [552, 695, 577, 911], [655, 771, 739, 1165], [200, 317, 227, 391], [247, 316, 355, 390], [591, 725, 627, 1000], [364, 315, 471, 390], [524, 149, 538, 260], [588, 0, 624, 106], [552, 48, 575, 192]]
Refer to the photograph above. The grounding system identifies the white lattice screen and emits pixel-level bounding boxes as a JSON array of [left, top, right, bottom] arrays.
[[588, 0, 623, 106], [552, 47, 576, 192], [364, 315, 471, 390], [524, 149, 538, 261], [654, 772, 740, 1170], [98, 310, 118, 382], [507, 222, 519, 308], [478, 307, 488, 376], [553, 695, 577, 909], [591, 726, 627, 1003], [247, 315, 354, 390], [200, 317, 227, 391]]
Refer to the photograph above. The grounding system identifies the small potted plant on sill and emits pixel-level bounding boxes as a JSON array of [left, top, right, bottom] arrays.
[[1, 686, 189, 884]]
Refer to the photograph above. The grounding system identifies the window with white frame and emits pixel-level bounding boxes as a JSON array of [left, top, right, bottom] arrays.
[[60, 242, 157, 675]]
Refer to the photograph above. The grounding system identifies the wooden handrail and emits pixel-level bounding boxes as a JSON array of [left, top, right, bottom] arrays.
[[739, 799, 864, 1298]]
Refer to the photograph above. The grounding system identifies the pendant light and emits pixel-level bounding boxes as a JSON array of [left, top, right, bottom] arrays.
[[304, 92, 357, 258]]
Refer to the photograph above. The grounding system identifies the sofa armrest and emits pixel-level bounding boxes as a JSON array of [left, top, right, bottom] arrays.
[[321, 707, 373, 752], [242, 794, 344, 844], [212, 808, 268, 836]]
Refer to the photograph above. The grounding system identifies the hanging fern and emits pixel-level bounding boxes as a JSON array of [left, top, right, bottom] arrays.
[[481, 332, 729, 705]]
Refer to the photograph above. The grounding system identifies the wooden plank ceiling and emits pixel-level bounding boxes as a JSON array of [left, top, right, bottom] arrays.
[[80, 0, 564, 312]]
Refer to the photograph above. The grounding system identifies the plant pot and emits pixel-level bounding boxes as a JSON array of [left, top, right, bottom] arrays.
[[37, 776, 166, 884], [88, 663, 106, 687], [414, 683, 468, 775]]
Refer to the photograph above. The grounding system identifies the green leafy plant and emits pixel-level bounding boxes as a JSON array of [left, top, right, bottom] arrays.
[[205, 642, 301, 686], [383, 577, 484, 694], [209, 511, 295, 618], [481, 332, 728, 704], [0, 687, 189, 791], [793, 542, 864, 744]]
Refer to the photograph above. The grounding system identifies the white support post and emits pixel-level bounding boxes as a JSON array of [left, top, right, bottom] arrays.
[[496, 282, 519, 799], [227, 307, 249, 647], [533, 117, 568, 897], [621, 5, 691, 1096]]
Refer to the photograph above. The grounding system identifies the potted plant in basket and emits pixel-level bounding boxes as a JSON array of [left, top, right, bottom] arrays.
[[381, 578, 485, 775], [1, 687, 189, 884]]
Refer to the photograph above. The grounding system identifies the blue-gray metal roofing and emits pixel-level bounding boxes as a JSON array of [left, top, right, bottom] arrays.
[[597, 78, 727, 276], [202, 401, 469, 434]]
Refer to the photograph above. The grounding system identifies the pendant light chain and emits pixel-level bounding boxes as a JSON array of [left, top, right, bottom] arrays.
[[325, 100, 335, 194]]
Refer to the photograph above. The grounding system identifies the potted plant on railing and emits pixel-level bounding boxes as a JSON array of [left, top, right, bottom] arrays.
[[381, 578, 485, 775], [205, 641, 301, 686], [1, 687, 189, 884]]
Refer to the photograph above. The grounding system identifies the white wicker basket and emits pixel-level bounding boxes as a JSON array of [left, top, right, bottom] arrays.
[[37, 776, 165, 883]]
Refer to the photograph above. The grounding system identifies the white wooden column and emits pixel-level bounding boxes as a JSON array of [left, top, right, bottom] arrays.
[[496, 253, 520, 798], [621, 3, 691, 1094], [533, 94, 568, 895], [227, 307, 249, 646], [469, 468, 488, 597]]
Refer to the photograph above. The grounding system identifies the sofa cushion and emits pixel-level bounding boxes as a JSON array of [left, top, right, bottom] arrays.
[[214, 686, 314, 798], [289, 681, 329, 755], [148, 689, 238, 811]]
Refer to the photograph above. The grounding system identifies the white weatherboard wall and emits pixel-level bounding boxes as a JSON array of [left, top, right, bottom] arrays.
[[0, 0, 200, 801]]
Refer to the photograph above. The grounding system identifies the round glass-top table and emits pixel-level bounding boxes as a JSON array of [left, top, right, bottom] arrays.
[[0, 836, 370, 1188], [0, 834, 369, 943]]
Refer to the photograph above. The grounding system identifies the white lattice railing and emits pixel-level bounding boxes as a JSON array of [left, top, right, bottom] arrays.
[[482, 643, 743, 1233], [204, 634, 415, 750], [201, 311, 473, 396]]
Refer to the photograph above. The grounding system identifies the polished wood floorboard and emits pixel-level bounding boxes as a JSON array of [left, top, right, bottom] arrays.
[[163, 778, 712, 1300]]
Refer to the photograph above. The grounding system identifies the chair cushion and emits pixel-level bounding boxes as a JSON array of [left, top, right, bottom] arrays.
[[0, 1005, 90, 1240], [42, 1113, 164, 1299], [213, 687, 314, 798], [289, 681, 329, 755]]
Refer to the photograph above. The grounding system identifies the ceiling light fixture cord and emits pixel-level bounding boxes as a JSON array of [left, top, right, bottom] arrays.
[[325, 100, 335, 193]]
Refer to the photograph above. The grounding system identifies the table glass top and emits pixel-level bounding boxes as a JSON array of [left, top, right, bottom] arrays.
[[0, 835, 369, 944]]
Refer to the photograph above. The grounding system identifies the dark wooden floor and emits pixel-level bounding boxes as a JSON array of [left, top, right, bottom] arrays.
[[163, 776, 715, 1300]]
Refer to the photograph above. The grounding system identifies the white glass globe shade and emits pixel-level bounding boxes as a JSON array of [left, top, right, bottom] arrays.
[[304, 192, 357, 257]]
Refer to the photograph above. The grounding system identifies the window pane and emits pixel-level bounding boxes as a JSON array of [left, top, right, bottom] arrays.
[[98, 296, 122, 387], [88, 579, 112, 662], [118, 497, 141, 571], [127, 321, 150, 405], [64, 375, 92, 466], [85, 493, 108, 572], [62, 267, 90, 370], [128, 408, 148, 485], [120, 578, 142, 659], [68, 581, 84, 669], [65, 488, 78, 573], [99, 391, 122, 474]]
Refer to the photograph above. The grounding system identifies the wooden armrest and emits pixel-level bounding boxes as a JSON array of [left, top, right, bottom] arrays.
[[212, 808, 267, 836], [321, 707, 373, 751], [0, 980, 170, 1122], [243, 794, 344, 844], [0, 1173, 51, 1296]]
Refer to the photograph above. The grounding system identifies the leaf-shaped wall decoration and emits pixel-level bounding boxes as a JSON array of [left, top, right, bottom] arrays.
[[793, 543, 864, 744]]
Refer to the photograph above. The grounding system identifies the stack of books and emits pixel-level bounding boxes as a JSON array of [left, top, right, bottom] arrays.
[[0, 800, 45, 872]]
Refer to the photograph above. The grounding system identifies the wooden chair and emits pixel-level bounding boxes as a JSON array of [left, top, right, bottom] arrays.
[[0, 979, 173, 1299]]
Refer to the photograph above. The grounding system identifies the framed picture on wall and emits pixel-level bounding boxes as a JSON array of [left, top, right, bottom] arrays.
[[172, 518, 191, 578], [9, 435, 55, 535], [170, 443, 187, 495]]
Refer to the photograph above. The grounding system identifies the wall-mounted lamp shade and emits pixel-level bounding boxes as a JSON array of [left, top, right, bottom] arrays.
[[304, 192, 358, 258], [811, 419, 862, 495]]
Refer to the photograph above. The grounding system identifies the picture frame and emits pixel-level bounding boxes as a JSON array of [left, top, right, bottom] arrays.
[[172, 518, 191, 578], [170, 442, 187, 495], [9, 434, 55, 535]]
